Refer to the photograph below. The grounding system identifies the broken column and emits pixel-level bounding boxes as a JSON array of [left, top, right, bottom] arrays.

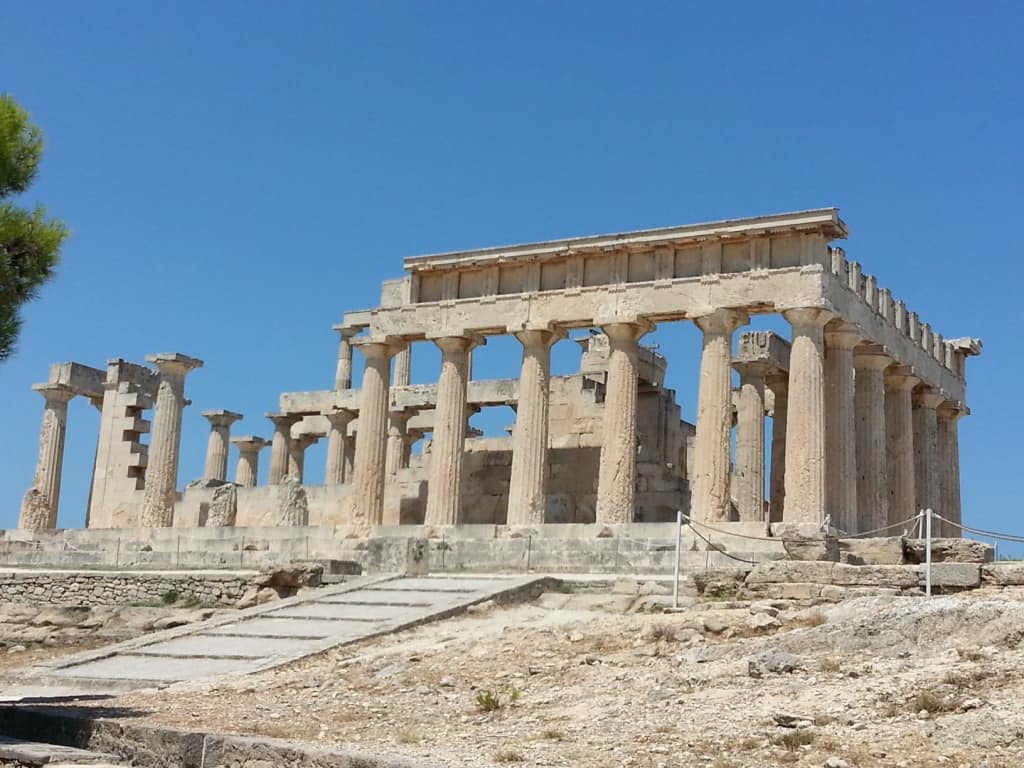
[[333, 325, 359, 390], [692, 309, 747, 522], [324, 409, 355, 484], [231, 435, 269, 487], [141, 353, 203, 527], [288, 434, 318, 482], [267, 413, 299, 485], [507, 328, 559, 526], [202, 410, 243, 481], [596, 321, 652, 524], [19, 383, 75, 529]]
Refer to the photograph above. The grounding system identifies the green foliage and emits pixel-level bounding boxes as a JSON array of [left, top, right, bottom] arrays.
[[0, 94, 67, 360], [160, 589, 179, 605], [475, 689, 502, 712]]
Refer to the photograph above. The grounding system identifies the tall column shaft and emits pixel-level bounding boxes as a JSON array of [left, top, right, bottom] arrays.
[[782, 308, 833, 524], [19, 385, 75, 530], [912, 389, 944, 518], [392, 346, 412, 387], [141, 354, 202, 527], [884, 369, 918, 525], [202, 410, 242, 481], [692, 310, 747, 522], [595, 322, 650, 524], [734, 362, 768, 522], [507, 329, 558, 526], [325, 411, 354, 485], [289, 436, 316, 483], [938, 404, 964, 538], [385, 410, 412, 478], [350, 342, 398, 526], [766, 373, 788, 523], [824, 326, 859, 532], [334, 327, 357, 390], [236, 449, 258, 486], [425, 336, 475, 526], [854, 349, 890, 533], [267, 415, 298, 485]]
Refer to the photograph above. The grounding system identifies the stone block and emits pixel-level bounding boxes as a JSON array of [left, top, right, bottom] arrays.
[[981, 563, 1024, 586], [925, 562, 981, 589], [745, 561, 834, 585], [830, 564, 919, 588], [838, 537, 905, 565], [903, 538, 994, 564]]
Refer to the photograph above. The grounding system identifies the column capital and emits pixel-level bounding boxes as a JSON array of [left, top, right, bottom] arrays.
[[231, 435, 270, 452], [782, 307, 835, 330], [430, 334, 484, 354], [884, 365, 920, 392], [937, 400, 967, 423], [853, 343, 893, 371], [912, 387, 946, 409], [765, 370, 789, 396], [31, 383, 75, 405], [732, 360, 772, 382], [387, 408, 415, 425], [202, 409, 244, 428], [693, 308, 748, 335], [331, 324, 362, 340], [511, 327, 565, 348], [293, 434, 319, 450], [824, 320, 862, 349], [599, 319, 655, 343], [352, 337, 407, 359], [323, 408, 357, 427], [266, 412, 301, 430], [145, 352, 204, 376]]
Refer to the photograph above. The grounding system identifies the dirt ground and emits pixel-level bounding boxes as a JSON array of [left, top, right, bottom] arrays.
[[38, 584, 1024, 768]]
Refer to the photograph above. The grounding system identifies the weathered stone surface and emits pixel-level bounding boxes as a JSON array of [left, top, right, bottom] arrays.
[[981, 563, 1024, 586], [748, 648, 805, 677], [904, 538, 994, 564], [745, 561, 835, 585], [838, 536, 905, 565], [831, 563, 919, 588], [925, 562, 981, 589], [275, 476, 309, 526], [206, 484, 238, 527]]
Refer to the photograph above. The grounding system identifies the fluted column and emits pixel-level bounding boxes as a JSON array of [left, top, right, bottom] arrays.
[[766, 372, 788, 523], [385, 409, 413, 478], [733, 361, 768, 522], [350, 340, 401, 526], [231, 436, 268, 487], [141, 353, 203, 527], [824, 324, 859, 532], [507, 329, 559, 526], [392, 346, 412, 387], [289, 435, 317, 482], [202, 410, 243, 481], [19, 384, 76, 529], [333, 326, 358, 390], [937, 402, 964, 538], [884, 367, 919, 525], [267, 414, 299, 485], [853, 346, 891, 533], [425, 336, 477, 526], [324, 410, 355, 485], [912, 387, 944, 518], [781, 308, 833, 524], [595, 321, 652, 524], [691, 309, 748, 522]]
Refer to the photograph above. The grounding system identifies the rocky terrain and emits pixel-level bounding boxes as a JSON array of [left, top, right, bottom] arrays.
[[55, 581, 1024, 767]]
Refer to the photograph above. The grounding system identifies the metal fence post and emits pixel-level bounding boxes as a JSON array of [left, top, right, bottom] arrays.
[[673, 510, 683, 609], [925, 508, 933, 597]]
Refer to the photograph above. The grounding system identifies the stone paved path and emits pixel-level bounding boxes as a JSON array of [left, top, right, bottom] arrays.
[[1, 574, 545, 697]]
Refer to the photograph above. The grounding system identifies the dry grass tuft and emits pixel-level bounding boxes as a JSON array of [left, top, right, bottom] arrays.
[[771, 730, 815, 750], [493, 748, 525, 763], [911, 690, 956, 714]]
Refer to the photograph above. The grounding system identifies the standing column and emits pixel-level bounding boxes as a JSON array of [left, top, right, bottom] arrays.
[[267, 414, 299, 485], [781, 308, 833, 524], [289, 435, 317, 482], [824, 324, 859, 532], [324, 410, 355, 484], [595, 321, 652, 524], [884, 367, 918, 525], [350, 340, 401, 526], [19, 384, 76, 529], [231, 436, 268, 487], [385, 409, 413, 478], [853, 346, 891, 533], [912, 387, 944, 519], [937, 402, 964, 538], [507, 328, 560, 526], [766, 372, 788, 522], [141, 353, 203, 527], [733, 361, 768, 522], [691, 309, 747, 522], [425, 336, 477, 526], [201, 410, 243, 481], [333, 326, 358, 389], [392, 346, 412, 387]]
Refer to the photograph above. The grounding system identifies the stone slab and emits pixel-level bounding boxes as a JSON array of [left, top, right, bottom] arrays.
[[205, 617, 364, 638], [132, 634, 320, 659], [51, 654, 255, 681], [981, 563, 1024, 586], [320, 591, 433, 606], [368, 576, 513, 592], [0, 735, 124, 765], [265, 602, 413, 621], [925, 562, 981, 589]]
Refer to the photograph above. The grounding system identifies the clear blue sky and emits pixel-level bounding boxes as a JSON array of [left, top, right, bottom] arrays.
[[2, 3, 1021, 552]]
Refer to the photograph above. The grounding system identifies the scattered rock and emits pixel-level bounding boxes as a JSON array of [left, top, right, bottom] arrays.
[[748, 648, 805, 677], [206, 483, 238, 527]]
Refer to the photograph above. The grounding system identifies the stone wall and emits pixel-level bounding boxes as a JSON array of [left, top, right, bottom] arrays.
[[0, 570, 258, 607]]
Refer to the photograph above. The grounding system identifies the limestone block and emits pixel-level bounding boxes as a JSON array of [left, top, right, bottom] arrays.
[[981, 563, 1024, 586], [838, 537, 905, 565], [773, 524, 839, 561], [205, 484, 238, 527], [925, 563, 981, 589], [275, 476, 309, 526], [903, 538, 994, 564], [830, 563, 919, 588], [745, 561, 834, 585]]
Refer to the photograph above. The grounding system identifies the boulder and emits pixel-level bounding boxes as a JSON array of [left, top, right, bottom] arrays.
[[838, 536, 906, 565], [257, 564, 324, 590], [748, 648, 805, 677], [772, 523, 839, 561]]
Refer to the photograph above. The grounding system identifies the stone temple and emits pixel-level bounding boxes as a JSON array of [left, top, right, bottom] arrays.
[[18, 208, 981, 542]]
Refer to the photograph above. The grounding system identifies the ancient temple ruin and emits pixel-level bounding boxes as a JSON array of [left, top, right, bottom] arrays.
[[18, 209, 981, 538]]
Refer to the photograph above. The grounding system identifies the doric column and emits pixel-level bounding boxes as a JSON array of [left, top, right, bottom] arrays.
[[404, 428, 425, 467], [385, 409, 413, 478], [324, 410, 355, 484], [392, 346, 412, 387], [824, 323, 859, 532], [141, 353, 203, 527], [765, 372, 788, 523], [231, 436, 268, 487], [267, 413, 299, 485], [202, 410, 243, 481], [350, 340, 402, 526], [19, 384, 75, 529], [691, 309, 748, 522], [289, 434, 318, 482], [333, 326, 358, 390], [595, 321, 652, 524], [507, 328, 560, 526], [937, 402, 965, 538], [884, 367, 919, 525], [733, 361, 768, 522], [853, 346, 891, 533], [781, 308, 833, 524], [912, 387, 944, 518], [425, 335, 478, 526]]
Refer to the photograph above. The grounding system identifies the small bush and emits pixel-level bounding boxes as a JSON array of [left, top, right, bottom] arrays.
[[160, 590, 179, 605], [804, 609, 826, 627], [771, 730, 815, 750], [395, 728, 423, 744], [818, 656, 842, 673], [539, 729, 564, 741], [648, 623, 677, 642], [493, 748, 525, 763], [912, 691, 955, 714], [476, 690, 502, 712]]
